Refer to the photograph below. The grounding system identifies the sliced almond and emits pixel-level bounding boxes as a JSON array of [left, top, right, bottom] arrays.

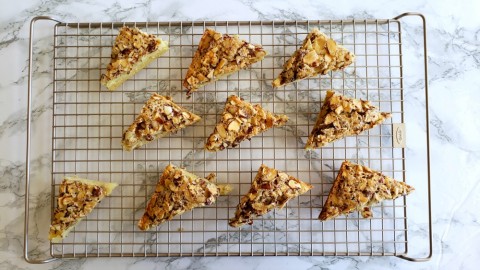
[[163, 106, 173, 116], [334, 105, 344, 115], [324, 113, 336, 125], [181, 112, 191, 119], [288, 180, 301, 189], [352, 99, 362, 109], [305, 38, 313, 50], [207, 69, 214, 79], [262, 168, 277, 181], [172, 117, 181, 125], [223, 112, 233, 122], [324, 54, 332, 63], [228, 120, 241, 132], [197, 72, 206, 81], [278, 172, 289, 181], [326, 39, 337, 55], [228, 105, 238, 115], [62, 197, 73, 205], [216, 58, 228, 71], [303, 50, 319, 65], [216, 124, 227, 138], [151, 120, 160, 131], [313, 37, 326, 53]]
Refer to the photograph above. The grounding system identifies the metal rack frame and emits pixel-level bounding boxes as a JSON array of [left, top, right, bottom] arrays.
[[24, 13, 432, 263]]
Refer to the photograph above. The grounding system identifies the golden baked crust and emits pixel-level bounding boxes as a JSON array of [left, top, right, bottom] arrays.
[[122, 93, 201, 151], [319, 161, 414, 221], [49, 177, 118, 242], [272, 28, 355, 87], [138, 164, 231, 231], [101, 26, 168, 90], [305, 90, 391, 149], [205, 95, 288, 152], [183, 29, 267, 97], [229, 164, 312, 227]]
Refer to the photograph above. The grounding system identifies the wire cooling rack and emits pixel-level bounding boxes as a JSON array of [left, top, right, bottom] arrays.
[[24, 14, 432, 263]]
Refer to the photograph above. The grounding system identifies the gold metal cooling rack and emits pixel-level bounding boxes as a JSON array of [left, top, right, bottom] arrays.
[[24, 13, 432, 263]]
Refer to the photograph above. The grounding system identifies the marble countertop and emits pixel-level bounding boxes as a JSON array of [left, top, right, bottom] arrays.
[[1, 0, 479, 269]]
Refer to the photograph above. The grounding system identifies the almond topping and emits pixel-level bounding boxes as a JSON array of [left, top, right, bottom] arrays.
[[228, 120, 241, 132], [216, 124, 227, 138], [326, 39, 337, 55]]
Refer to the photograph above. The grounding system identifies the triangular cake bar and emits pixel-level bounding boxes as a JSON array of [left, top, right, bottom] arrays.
[[272, 28, 355, 87], [229, 164, 312, 227], [319, 161, 414, 221], [49, 177, 118, 242], [205, 95, 288, 151], [101, 26, 169, 90], [183, 29, 267, 96], [122, 93, 201, 151], [138, 164, 231, 231], [305, 90, 391, 149]]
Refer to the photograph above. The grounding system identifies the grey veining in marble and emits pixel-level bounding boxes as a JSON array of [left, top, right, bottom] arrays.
[[1, 0, 479, 269]]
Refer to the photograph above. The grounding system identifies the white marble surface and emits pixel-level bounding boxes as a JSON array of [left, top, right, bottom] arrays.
[[1, 0, 479, 269]]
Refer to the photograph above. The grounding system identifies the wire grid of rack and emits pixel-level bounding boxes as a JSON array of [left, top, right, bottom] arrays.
[[46, 19, 409, 258]]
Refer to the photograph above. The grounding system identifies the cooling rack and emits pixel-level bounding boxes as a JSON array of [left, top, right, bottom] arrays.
[[24, 13, 432, 263]]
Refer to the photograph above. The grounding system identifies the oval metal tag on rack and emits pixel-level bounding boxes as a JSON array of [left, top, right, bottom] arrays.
[[393, 123, 406, 148]]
